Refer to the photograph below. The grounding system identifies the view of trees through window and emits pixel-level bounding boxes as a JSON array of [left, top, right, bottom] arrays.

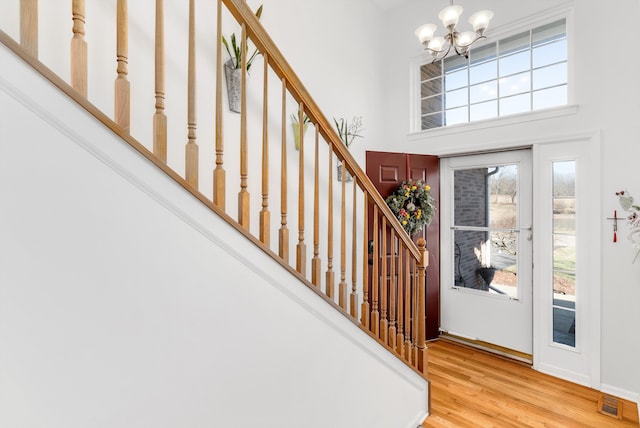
[[419, 19, 567, 130], [453, 164, 520, 298], [552, 161, 576, 347]]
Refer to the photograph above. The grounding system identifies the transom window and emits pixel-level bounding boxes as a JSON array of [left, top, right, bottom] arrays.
[[419, 19, 567, 130]]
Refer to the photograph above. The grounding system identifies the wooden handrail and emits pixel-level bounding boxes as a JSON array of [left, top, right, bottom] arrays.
[[221, 0, 421, 262]]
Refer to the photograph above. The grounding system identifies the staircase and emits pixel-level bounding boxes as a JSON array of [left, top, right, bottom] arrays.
[[0, 1, 430, 427]]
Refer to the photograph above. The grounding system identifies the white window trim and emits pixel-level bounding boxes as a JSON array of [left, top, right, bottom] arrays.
[[532, 130, 602, 389], [409, 3, 575, 134]]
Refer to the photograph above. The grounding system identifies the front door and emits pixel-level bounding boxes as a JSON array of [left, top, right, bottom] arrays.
[[440, 150, 533, 356], [366, 151, 440, 339]]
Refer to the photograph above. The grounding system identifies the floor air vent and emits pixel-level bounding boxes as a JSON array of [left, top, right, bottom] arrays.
[[598, 394, 622, 419]]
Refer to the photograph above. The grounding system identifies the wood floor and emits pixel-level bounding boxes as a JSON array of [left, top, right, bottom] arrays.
[[421, 340, 639, 427]]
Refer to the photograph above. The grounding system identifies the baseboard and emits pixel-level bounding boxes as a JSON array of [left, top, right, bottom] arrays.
[[601, 384, 640, 408], [537, 362, 591, 388], [440, 333, 532, 365], [406, 410, 429, 428]]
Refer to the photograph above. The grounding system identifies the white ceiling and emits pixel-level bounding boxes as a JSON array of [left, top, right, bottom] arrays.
[[370, 0, 413, 11]]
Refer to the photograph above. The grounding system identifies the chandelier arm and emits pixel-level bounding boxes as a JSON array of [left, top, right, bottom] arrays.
[[430, 40, 453, 63], [467, 34, 487, 48]]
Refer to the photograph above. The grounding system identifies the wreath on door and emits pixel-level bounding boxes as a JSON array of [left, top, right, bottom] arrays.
[[385, 180, 435, 236]]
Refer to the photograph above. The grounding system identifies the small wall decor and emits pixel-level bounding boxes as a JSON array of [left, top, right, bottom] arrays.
[[221, 4, 264, 113], [333, 116, 363, 182], [615, 190, 640, 263]]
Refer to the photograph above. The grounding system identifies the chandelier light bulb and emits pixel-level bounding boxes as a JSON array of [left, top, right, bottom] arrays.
[[415, 23, 437, 44], [469, 10, 494, 34], [428, 36, 446, 53], [457, 31, 477, 47], [438, 5, 463, 29]]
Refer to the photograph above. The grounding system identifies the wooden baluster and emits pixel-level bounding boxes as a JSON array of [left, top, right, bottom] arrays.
[[404, 247, 412, 362], [360, 192, 369, 328], [417, 238, 428, 373], [295, 103, 306, 275], [71, 0, 88, 97], [380, 217, 388, 344], [184, 0, 198, 188], [397, 244, 405, 358], [115, 0, 130, 132], [153, 0, 167, 163], [389, 231, 397, 351], [371, 206, 379, 337], [350, 178, 358, 318], [278, 79, 289, 262], [237, 24, 249, 226], [259, 54, 270, 245], [412, 260, 418, 367], [325, 146, 335, 299], [338, 160, 347, 310], [213, 0, 225, 207], [311, 127, 321, 287], [20, 0, 38, 57]]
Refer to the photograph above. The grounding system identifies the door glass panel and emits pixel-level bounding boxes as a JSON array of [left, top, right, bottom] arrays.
[[552, 161, 576, 347], [453, 164, 520, 298]]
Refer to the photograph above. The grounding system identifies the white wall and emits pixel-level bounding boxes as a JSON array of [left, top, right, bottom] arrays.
[[379, 0, 640, 400], [0, 0, 387, 297], [0, 43, 428, 428]]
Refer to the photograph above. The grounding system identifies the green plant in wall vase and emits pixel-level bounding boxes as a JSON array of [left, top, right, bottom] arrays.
[[221, 4, 263, 113], [292, 112, 311, 151], [333, 116, 363, 182]]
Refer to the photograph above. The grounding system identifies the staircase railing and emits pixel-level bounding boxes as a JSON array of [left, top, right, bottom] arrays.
[[3, 0, 429, 375]]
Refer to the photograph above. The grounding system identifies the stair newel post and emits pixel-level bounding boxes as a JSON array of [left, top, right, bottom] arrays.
[[295, 103, 306, 275], [115, 0, 130, 133], [338, 159, 347, 310], [278, 79, 289, 262], [416, 238, 428, 373], [153, 0, 167, 163], [311, 127, 321, 287], [213, 0, 225, 208], [371, 205, 379, 337], [185, 0, 199, 189], [360, 192, 370, 328], [20, 0, 38, 57], [325, 145, 335, 299], [404, 247, 412, 362], [397, 244, 405, 358], [380, 217, 388, 344], [412, 260, 418, 368], [350, 178, 358, 318], [70, 0, 88, 97], [259, 54, 270, 245], [389, 230, 397, 351], [237, 23, 250, 227]]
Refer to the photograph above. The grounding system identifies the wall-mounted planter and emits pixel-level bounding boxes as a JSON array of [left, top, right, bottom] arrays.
[[224, 60, 241, 113], [337, 162, 352, 183], [293, 122, 308, 150]]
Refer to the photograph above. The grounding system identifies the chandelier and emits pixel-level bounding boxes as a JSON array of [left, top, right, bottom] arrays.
[[415, 1, 493, 63]]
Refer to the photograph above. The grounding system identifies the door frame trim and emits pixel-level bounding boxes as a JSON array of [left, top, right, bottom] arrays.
[[532, 131, 602, 390]]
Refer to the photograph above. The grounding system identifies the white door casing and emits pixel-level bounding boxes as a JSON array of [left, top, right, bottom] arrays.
[[533, 137, 602, 389]]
